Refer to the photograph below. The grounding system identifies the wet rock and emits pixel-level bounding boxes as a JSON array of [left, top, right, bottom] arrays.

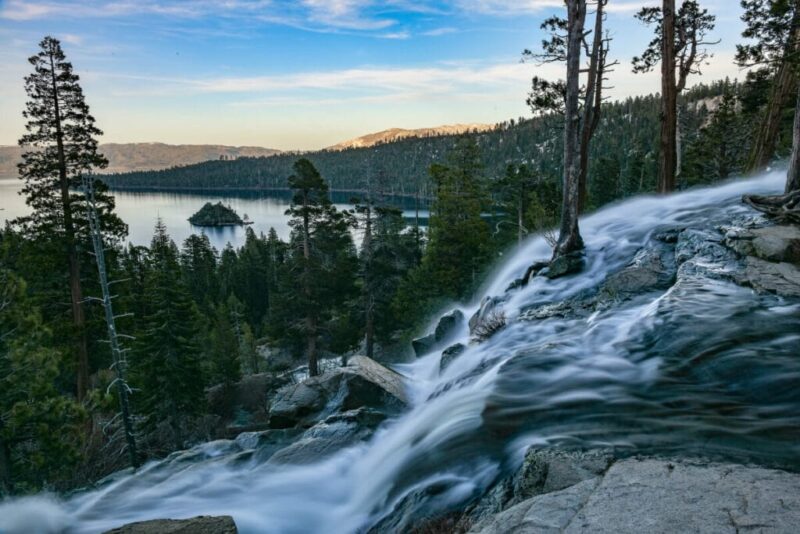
[[104, 516, 237, 534], [736, 257, 800, 298], [469, 297, 502, 333], [518, 292, 598, 322], [268, 356, 407, 429], [412, 309, 465, 357], [544, 251, 584, 279], [435, 309, 465, 342], [469, 477, 601, 534], [411, 333, 437, 357], [600, 243, 676, 298], [207, 373, 290, 436], [724, 224, 800, 264], [468, 459, 800, 534], [268, 408, 385, 464], [466, 449, 614, 528], [440, 343, 466, 372], [506, 261, 550, 291]]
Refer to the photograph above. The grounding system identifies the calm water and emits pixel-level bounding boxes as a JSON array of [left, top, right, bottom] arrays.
[[0, 180, 428, 250]]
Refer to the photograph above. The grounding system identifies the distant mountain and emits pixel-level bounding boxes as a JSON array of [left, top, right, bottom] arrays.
[[0, 143, 280, 178], [328, 124, 495, 150]]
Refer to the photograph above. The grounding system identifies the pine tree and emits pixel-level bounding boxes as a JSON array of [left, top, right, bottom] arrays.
[[736, 0, 800, 171], [209, 300, 242, 388], [0, 269, 85, 495], [554, 0, 587, 261], [683, 83, 748, 184], [633, 1, 717, 192], [416, 137, 491, 299], [180, 234, 218, 310], [133, 220, 205, 450], [15, 36, 126, 401], [283, 159, 358, 375]]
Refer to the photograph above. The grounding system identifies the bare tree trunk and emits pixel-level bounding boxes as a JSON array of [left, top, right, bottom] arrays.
[[786, 85, 800, 193], [83, 176, 139, 469], [555, 0, 587, 258], [659, 0, 678, 193], [578, 0, 605, 212], [49, 52, 88, 401], [749, 65, 796, 172]]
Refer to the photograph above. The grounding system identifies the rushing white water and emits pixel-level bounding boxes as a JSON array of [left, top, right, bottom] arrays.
[[2, 170, 799, 534]]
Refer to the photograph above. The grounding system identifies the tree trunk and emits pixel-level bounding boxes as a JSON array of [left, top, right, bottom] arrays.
[[786, 85, 800, 193], [659, 0, 678, 193], [554, 0, 587, 258], [0, 433, 12, 496], [578, 0, 604, 212], [363, 202, 374, 359], [49, 52, 88, 401], [302, 193, 318, 377]]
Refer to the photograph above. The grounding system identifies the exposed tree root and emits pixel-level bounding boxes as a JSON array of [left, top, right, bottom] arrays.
[[743, 191, 800, 225]]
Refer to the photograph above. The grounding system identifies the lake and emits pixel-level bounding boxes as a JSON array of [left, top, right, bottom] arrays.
[[0, 179, 429, 251]]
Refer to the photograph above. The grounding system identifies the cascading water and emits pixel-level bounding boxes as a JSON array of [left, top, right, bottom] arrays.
[[2, 171, 799, 534]]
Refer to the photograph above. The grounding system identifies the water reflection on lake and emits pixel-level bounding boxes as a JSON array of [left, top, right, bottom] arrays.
[[0, 180, 429, 251]]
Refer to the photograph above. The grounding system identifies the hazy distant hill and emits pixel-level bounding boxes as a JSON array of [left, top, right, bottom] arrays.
[[100, 81, 757, 202], [328, 124, 495, 150], [0, 143, 280, 178]]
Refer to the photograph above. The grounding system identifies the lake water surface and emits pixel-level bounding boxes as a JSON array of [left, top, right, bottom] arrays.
[[0, 179, 428, 251]]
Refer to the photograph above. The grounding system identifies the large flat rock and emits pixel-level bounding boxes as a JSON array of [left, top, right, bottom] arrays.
[[104, 515, 237, 533], [470, 459, 800, 534]]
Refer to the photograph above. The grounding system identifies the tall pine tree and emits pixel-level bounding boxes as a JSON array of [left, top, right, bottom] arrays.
[[133, 220, 205, 450], [15, 36, 125, 401]]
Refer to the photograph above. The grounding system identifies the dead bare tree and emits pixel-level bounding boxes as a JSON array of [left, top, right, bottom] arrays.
[[82, 174, 139, 469], [524, 1, 615, 213]]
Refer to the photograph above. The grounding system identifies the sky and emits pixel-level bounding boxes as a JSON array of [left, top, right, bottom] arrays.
[[0, 0, 750, 151]]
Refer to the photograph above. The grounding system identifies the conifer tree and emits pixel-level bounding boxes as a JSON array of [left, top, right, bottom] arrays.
[[284, 159, 358, 376], [417, 137, 491, 299], [15, 36, 125, 400], [180, 234, 218, 310], [736, 0, 800, 172], [554, 0, 587, 261], [209, 300, 242, 388], [633, 1, 717, 192], [0, 269, 84, 495], [133, 220, 205, 449]]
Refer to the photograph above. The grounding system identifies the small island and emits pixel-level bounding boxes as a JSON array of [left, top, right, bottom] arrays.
[[188, 201, 249, 226]]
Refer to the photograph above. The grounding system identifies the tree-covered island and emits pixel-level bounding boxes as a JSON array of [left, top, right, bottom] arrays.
[[188, 201, 247, 226]]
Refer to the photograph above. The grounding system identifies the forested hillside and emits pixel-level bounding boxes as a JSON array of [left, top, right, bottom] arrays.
[[101, 80, 794, 211]]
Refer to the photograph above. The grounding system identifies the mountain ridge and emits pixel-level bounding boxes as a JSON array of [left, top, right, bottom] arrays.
[[0, 142, 281, 178], [327, 123, 495, 150]]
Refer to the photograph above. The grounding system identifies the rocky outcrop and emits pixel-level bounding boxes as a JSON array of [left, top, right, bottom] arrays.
[[268, 408, 385, 464], [207, 373, 290, 436], [724, 224, 800, 263], [468, 458, 800, 534], [600, 242, 676, 298], [268, 356, 407, 429], [104, 515, 237, 534], [412, 309, 465, 357], [440, 343, 466, 372], [724, 223, 800, 298], [544, 251, 585, 279]]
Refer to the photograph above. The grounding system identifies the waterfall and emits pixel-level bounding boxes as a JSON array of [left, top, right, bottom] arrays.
[[2, 170, 798, 534]]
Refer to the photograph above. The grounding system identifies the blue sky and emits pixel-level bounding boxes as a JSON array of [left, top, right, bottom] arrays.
[[0, 0, 748, 150]]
